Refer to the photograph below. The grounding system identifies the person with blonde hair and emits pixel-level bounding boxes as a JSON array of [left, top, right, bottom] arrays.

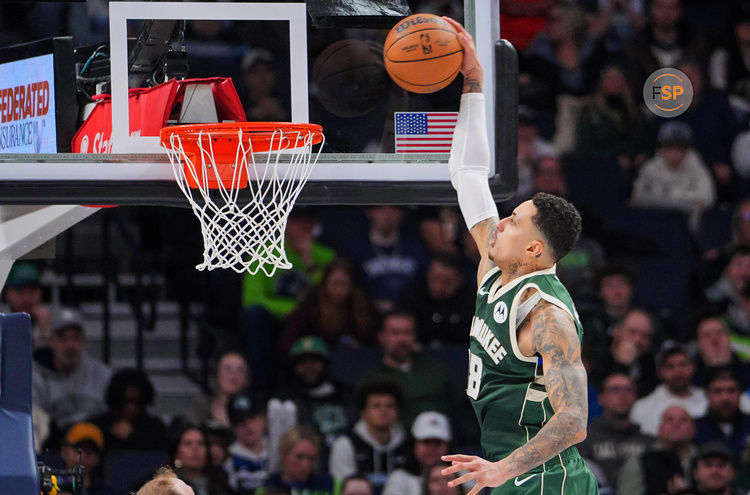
[[135, 466, 194, 495], [259, 425, 340, 495]]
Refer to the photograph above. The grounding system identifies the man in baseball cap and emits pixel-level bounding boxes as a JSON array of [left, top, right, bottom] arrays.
[[690, 442, 743, 494], [2, 262, 51, 349], [32, 307, 112, 430], [225, 393, 270, 493], [281, 336, 353, 454], [61, 422, 118, 495], [382, 411, 453, 495]]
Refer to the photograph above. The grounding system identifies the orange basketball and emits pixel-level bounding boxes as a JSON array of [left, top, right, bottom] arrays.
[[383, 13, 464, 94]]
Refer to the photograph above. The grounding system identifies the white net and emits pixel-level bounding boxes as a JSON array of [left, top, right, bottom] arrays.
[[163, 126, 324, 276]]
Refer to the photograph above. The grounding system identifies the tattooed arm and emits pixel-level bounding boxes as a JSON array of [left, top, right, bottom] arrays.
[[442, 301, 587, 495], [504, 301, 588, 469]]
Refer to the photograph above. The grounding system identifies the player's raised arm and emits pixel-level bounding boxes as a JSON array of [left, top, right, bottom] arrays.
[[443, 17, 499, 287]]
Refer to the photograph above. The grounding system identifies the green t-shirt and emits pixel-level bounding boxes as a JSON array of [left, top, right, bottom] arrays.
[[242, 242, 335, 319]]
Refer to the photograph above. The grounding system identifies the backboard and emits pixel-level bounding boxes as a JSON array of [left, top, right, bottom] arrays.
[[0, 0, 517, 207]]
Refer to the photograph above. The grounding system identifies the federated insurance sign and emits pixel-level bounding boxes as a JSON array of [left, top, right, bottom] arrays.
[[0, 53, 57, 153]]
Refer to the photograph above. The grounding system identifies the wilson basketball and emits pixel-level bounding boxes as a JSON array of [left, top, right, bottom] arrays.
[[383, 13, 463, 94], [311, 39, 389, 118]]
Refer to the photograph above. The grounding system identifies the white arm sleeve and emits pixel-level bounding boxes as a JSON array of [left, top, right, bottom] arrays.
[[449, 92, 499, 230]]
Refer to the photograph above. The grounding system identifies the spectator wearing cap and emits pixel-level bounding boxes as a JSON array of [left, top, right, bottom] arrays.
[[272, 336, 354, 468], [1, 262, 51, 350], [88, 368, 167, 451], [690, 442, 745, 495], [358, 311, 453, 427], [223, 393, 270, 494], [60, 422, 123, 495], [328, 381, 409, 491], [259, 426, 340, 495], [694, 370, 750, 463], [280, 258, 377, 355], [578, 373, 654, 487], [32, 306, 112, 432], [617, 405, 697, 495], [631, 121, 715, 224], [630, 345, 708, 436], [382, 411, 452, 495]]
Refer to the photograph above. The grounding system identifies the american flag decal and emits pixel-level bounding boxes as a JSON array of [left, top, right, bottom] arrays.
[[395, 112, 458, 153]]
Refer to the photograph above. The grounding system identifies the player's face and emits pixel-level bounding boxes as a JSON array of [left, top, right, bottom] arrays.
[[488, 200, 541, 267]]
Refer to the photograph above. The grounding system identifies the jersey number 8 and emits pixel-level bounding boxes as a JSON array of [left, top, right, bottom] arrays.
[[467, 352, 483, 399]]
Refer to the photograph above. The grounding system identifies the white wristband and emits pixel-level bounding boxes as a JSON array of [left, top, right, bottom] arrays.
[[449, 93, 498, 230]]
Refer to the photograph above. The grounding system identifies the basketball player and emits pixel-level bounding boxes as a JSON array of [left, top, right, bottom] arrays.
[[439, 18, 598, 495]]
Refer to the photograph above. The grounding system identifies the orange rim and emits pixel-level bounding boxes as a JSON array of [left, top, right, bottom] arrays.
[[160, 122, 324, 153]]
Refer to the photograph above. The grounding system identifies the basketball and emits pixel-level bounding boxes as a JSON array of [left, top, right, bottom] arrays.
[[311, 39, 389, 118], [383, 13, 464, 94]]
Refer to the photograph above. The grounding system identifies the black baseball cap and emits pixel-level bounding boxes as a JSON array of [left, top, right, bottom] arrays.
[[227, 393, 266, 425]]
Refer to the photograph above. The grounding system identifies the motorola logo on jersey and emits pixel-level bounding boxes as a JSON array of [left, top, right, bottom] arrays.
[[493, 301, 508, 324]]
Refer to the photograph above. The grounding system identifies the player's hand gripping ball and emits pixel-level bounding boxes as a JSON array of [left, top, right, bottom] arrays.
[[384, 13, 464, 94]]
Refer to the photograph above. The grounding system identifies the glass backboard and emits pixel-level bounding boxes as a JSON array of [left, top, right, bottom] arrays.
[[0, 0, 517, 206]]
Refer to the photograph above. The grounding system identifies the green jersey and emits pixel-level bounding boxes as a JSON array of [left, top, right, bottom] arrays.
[[467, 265, 583, 466]]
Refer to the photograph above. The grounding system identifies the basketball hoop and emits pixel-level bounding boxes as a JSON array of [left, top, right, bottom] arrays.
[[160, 122, 324, 276]]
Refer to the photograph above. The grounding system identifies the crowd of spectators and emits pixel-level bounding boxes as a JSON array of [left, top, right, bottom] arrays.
[[6, 0, 750, 494]]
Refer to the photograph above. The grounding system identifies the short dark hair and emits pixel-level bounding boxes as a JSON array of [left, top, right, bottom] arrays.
[[379, 309, 416, 332], [657, 343, 689, 369], [531, 193, 582, 262], [355, 380, 403, 411], [430, 253, 463, 273], [706, 368, 742, 389]]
